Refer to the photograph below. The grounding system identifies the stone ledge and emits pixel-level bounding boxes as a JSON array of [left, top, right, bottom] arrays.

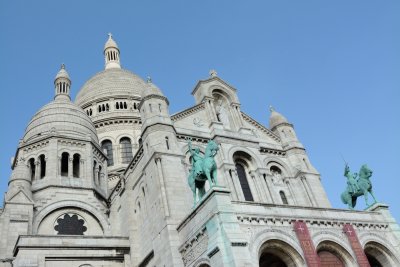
[[14, 235, 130, 256]]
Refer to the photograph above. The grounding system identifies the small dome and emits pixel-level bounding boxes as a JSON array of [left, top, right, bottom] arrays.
[[269, 107, 289, 129], [55, 64, 70, 80], [23, 100, 99, 144], [75, 68, 147, 106], [142, 79, 164, 98], [104, 33, 119, 50]]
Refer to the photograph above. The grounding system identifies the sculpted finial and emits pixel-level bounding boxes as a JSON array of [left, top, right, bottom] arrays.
[[147, 76, 152, 83], [61, 63, 65, 69], [108, 32, 112, 39], [209, 69, 217, 77], [269, 105, 275, 112]]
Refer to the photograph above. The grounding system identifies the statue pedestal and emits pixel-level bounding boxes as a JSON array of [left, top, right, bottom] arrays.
[[366, 202, 400, 242], [177, 186, 251, 267], [365, 202, 389, 212]]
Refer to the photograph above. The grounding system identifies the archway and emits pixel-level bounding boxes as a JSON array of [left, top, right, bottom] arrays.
[[258, 239, 302, 267], [316, 240, 354, 267], [364, 241, 399, 267]]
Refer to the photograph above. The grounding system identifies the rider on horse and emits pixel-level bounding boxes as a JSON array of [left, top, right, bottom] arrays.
[[344, 164, 360, 194]]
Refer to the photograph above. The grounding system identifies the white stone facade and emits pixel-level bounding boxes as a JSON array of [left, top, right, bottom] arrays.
[[0, 35, 399, 267]]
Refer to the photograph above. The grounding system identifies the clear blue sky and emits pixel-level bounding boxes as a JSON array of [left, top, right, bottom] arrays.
[[1, 1, 399, 221]]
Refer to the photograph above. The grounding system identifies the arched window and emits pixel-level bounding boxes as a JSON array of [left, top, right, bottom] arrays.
[[93, 161, 97, 183], [235, 163, 254, 201], [123, 102, 127, 109], [73, 154, 80, 178], [120, 137, 133, 164], [138, 138, 143, 146], [116, 102, 119, 109], [101, 140, 114, 166], [98, 165, 102, 185], [39, 154, 46, 179], [29, 158, 35, 180], [61, 152, 69, 176], [106, 103, 109, 111], [165, 136, 169, 150], [280, 191, 288, 204], [133, 103, 137, 109], [98, 105, 101, 113], [158, 103, 162, 113]]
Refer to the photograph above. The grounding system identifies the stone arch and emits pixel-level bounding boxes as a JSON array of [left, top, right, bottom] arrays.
[[209, 83, 239, 103], [193, 257, 211, 267], [315, 239, 356, 266], [33, 200, 110, 235], [359, 232, 400, 265], [258, 239, 305, 267], [263, 157, 294, 177], [228, 146, 262, 170], [364, 241, 400, 267], [250, 228, 305, 267]]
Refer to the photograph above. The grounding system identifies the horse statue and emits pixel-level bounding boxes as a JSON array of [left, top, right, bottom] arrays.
[[340, 164, 378, 209], [187, 139, 219, 206]]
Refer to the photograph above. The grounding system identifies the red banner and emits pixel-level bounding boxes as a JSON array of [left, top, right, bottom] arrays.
[[293, 220, 321, 267], [343, 224, 371, 267]]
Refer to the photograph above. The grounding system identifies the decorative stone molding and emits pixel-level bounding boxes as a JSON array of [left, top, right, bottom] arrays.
[[22, 140, 50, 152], [237, 215, 388, 229], [179, 228, 209, 267], [58, 139, 86, 147], [241, 112, 281, 142], [176, 134, 209, 144], [259, 147, 286, 156], [94, 118, 141, 129], [171, 103, 205, 122]]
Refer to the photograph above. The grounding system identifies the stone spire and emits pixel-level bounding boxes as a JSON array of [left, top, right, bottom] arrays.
[[54, 64, 71, 101], [104, 33, 121, 69]]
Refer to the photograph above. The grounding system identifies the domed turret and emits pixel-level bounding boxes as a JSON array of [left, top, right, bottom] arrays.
[[54, 64, 71, 101], [75, 34, 147, 177], [24, 65, 98, 144], [104, 33, 121, 70], [269, 106, 289, 130]]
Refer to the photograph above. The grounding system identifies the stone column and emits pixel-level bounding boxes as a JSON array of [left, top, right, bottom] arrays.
[[264, 174, 276, 204], [254, 171, 269, 203], [249, 171, 262, 202], [285, 179, 297, 205], [94, 167, 99, 185], [57, 156, 61, 176], [231, 169, 245, 200], [155, 157, 170, 217], [300, 176, 317, 207], [80, 159, 85, 179], [34, 160, 40, 180], [68, 156, 73, 178], [224, 169, 238, 200]]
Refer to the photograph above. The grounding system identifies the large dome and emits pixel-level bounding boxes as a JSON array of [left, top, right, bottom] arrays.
[[23, 99, 99, 144], [75, 68, 146, 106]]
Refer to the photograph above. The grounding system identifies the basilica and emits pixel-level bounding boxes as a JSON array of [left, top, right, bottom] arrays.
[[0, 35, 399, 267]]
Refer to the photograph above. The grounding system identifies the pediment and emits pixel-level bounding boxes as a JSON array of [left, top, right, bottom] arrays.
[[240, 112, 281, 144]]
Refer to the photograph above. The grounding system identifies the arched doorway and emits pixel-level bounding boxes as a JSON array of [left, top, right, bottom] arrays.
[[316, 240, 354, 267], [259, 253, 287, 267], [258, 239, 303, 267], [318, 251, 344, 267]]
